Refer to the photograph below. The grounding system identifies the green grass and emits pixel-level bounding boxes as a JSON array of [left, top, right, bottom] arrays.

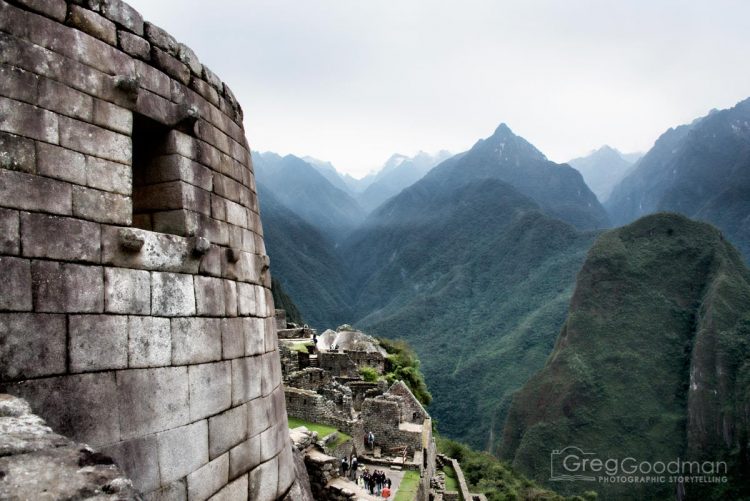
[[287, 416, 352, 448], [394, 470, 421, 501], [441, 465, 460, 494], [289, 341, 313, 353]]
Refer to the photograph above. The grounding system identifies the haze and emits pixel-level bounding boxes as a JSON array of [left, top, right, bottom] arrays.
[[126, 0, 750, 178]]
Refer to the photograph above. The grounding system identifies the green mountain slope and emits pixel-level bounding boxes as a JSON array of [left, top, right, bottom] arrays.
[[345, 177, 597, 449], [257, 184, 354, 329], [501, 213, 750, 499], [606, 97, 750, 261]]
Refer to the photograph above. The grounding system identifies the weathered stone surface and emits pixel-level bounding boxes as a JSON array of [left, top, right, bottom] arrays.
[[73, 185, 132, 224], [237, 282, 256, 316], [59, 116, 131, 164], [21, 212, 100, 262], [86, 155, 132, 194], [0, 167, 72, 215], [209, 474, 248, 501], [231, 356, 262, 406], [32, 261, 104, 312], [2, 372, 120, 446], [93, 99, 133, 135], [128, 316, 171, 368], [264, 317, 278, 353], [186, 452, 228, 501], [0, 131, 36, 173], [152, 271, 196, 316], [152, 47, 190, 85], [118, 29, 150, 60], [10, 0, 67, 22], [177, 43, 201, 76], [101, 435, 160, 493], [144, 480, 187, 501], [246, 394, 271, 436], [277, 443, 296, 495], [117, 366, 189, 439], [38, 76, 94, 122], [134, 59, 171, 98], [229, 434, 261, 480], [0, 208, 19, 254], [224, 280, 238, 317], [144, 21, 177, 54], [0, 256, 31, 311], [157, 420, 209, 484], [199, 246, 221, 277], [244, 317, 265, 356], [68, 5, 117, 45], [102, 226, 199, 274], [36, 141, 86, 184], [202, 65, 222, 92], [171, 317, 221, 365], [259, 423, 285, 463], [144, 154, 213, 191], [194, 275, 225, 316], [69, 314, 128, 372], [248, 456, 279, 501], [100, 0, 144, 35], [0, 95, 59, 143], [220, 318, 244, 359], [0, 313, 65, 379], [0, 395, 138, 500], [208, 404, 247, 460], [105, 267, 150, 314], [261, 352, 282, 397], [189, 361, 231, 421]]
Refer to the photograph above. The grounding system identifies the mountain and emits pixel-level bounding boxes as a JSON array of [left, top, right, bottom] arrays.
[[606, 97, 750, 260], [252, 152, 366, 243], [567, 145, 638, 203], [301, 156, 355, 195], [357, 151, 452, 212], [343, 156, 599, 448], [501, 213, 750, 499], [418, 124, 610, 230], [257, 184, 354, 329]]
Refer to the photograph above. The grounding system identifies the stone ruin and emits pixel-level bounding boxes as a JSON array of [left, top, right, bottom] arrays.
[[0, 0, 308, 499]]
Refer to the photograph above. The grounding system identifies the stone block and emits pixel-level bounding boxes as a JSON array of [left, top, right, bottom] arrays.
[[199, 246, 221, 277], [194, 276, 225, 316], [3, 372, 120, 446], [221, 318, 244, 360], [58, 116, 131, 164], [157, 420, 209, 484], [93, 99, 132, 135], [213, 174, 242, 203], [69, 314, 128, 372], [224, 280, 238, 317], [1, 60, 39, 104], [117, 366, 189, 439], [190, 77, 219, 107], [134, 180, 211, 216], [189, 361, 231, 421], [209, 474, 248, 501], [144, 21, 177, 54], [277, 444, 295, 495], [101, 435, 160, 493], [202, 66, 222, 92], [244, 317, 265, 356], [152, 47, 190, 85], [0, 95, 58, 143], [187, 453, 228, 501], [0, 313, 65, 379], [152, 209, 199, 238], [32, 261, 104, 312], [0, 167, 72, 215], [177, 43, 202, 76], [0, 257, 31, 311], [101, 226, 199, 274], [86, 155, 132, 194], [144, 154, 213, 191], [11, 0, 67, 21], [231, 356, 262, 406], [135, 88, 183, 125], [104, 267, 150, 314], [259, 423, 284, 463], [118, 29, 150, 60], [161, 130, 197, 160], [101, 0, 144, 35], [264, 317, 277, 353], [151, 272, 196, 316], [171, 317, 221, 365], [210, 195, 226, 222], [38, 76, 94, 122], [128, 316, 171, 368], [21, 212, 100, 262], [208, 404, 247, 460], [143, 480, 187, 501], [0, 208, 19, 254], [0, 131, 36, 173], [36, 142, 87, 184], [229, 435, 260, 480], [68, 5, 117, 45], [247, 395, 271, 438], [134, 59, 171, 99], [248, 456, 278, 501], [236, 282, 255, 316], [72, 185, 132, 224], [225, 200, 247, 228]]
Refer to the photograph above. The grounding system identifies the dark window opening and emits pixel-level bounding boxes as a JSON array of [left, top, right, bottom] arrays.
[[131, 113, 172, 232]]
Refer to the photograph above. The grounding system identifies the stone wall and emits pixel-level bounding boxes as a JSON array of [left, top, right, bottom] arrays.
[[0, 1, 296, 499], [318, 352, 359, 378], [284, 387, 356, 436], [360, 396, 423, 455]]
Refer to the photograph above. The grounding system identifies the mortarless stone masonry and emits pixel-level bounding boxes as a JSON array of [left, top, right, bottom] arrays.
[[0, 0, 302, 498]]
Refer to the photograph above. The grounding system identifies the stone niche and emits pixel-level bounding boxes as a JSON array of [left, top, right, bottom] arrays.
[[0, 0, 297, 499]]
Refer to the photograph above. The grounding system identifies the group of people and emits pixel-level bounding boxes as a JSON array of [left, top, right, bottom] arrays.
[[339, 456, 358, 480], [359, 468, 391, 497]]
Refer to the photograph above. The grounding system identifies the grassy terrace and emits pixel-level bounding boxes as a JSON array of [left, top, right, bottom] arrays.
[[394, 470, 420, 501], [442, 464, 461, 494], [287, 416, 352, 449]]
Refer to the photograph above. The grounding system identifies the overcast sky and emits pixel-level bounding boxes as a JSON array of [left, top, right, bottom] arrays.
[[127, 0, 750, 178]]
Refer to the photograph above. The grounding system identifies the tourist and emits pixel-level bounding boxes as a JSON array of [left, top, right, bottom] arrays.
[[386, 476, 392, 488], [340, 457, 349, 476], [382, 485, 391, 498], [350, 456, 358, 480]]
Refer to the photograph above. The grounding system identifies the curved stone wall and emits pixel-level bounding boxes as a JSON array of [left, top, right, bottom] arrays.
[[0, 1, 295, 499]]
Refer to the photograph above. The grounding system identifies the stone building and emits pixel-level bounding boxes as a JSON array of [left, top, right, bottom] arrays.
[[0, 0, 302, 499]]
